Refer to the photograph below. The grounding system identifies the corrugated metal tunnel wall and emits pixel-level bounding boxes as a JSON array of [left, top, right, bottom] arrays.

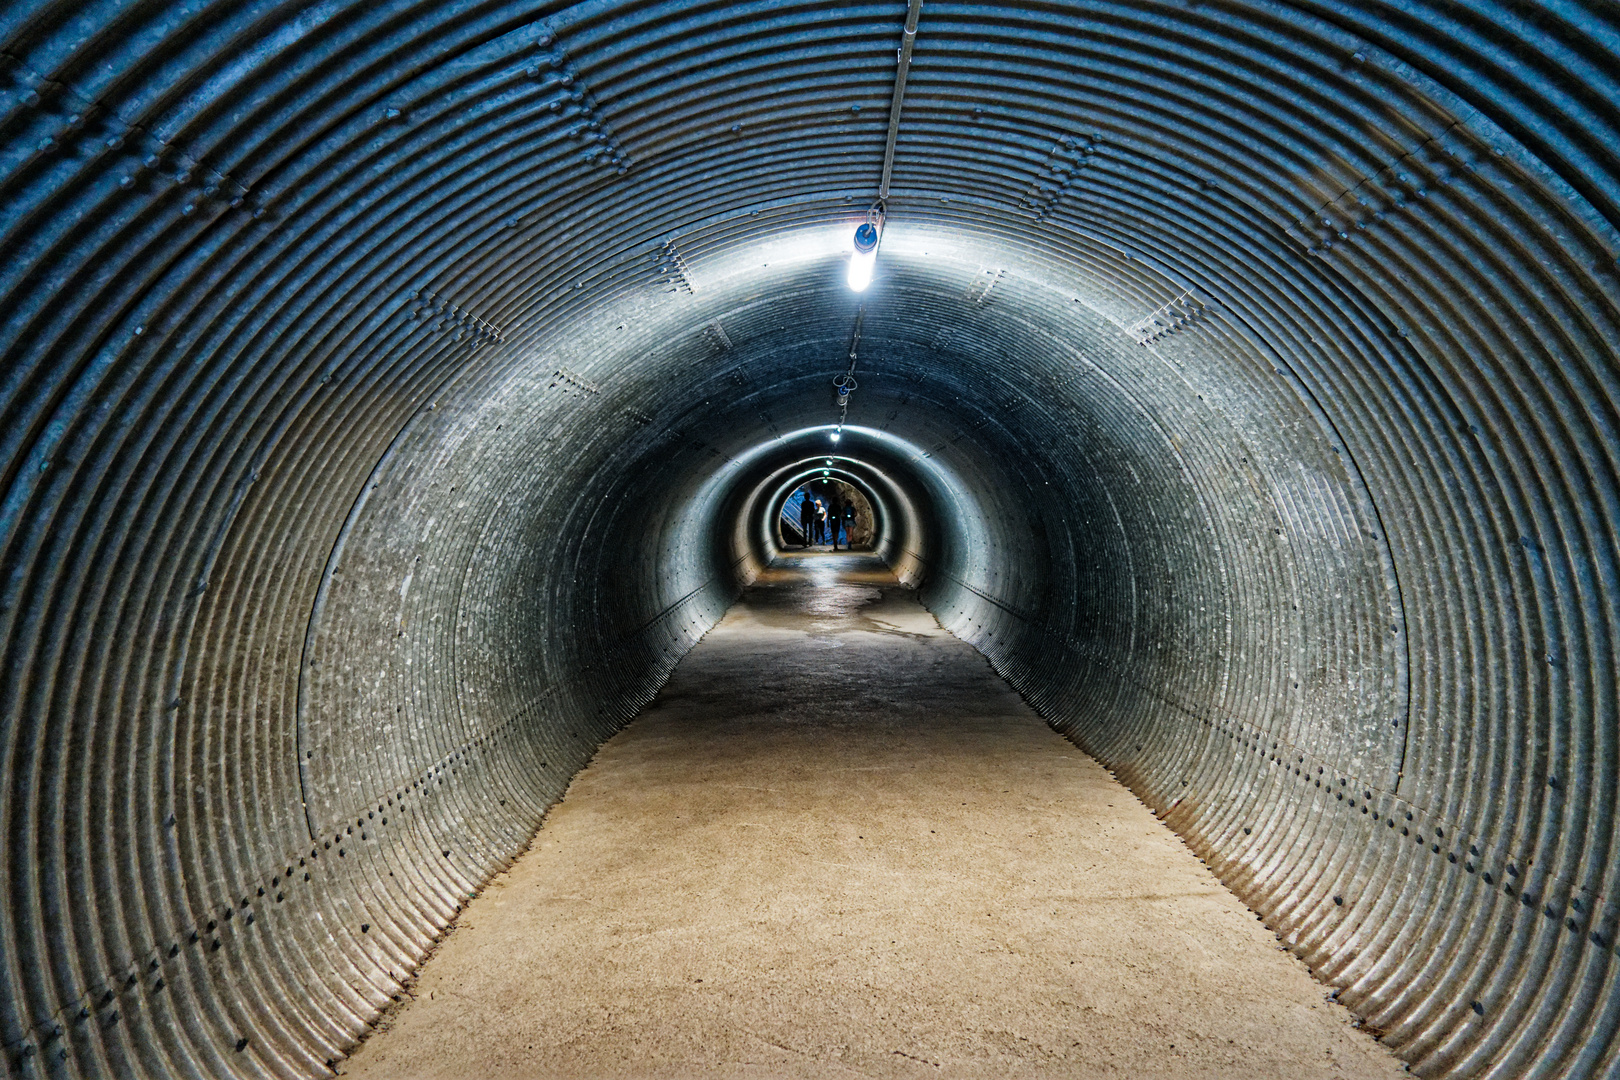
[[0, 0, 1616, 1076]]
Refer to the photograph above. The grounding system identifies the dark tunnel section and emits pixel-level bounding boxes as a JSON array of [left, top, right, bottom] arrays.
[[1, 1, 1618, 1077]]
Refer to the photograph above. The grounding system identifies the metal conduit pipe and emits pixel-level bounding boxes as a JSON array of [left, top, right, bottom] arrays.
[[0, 2, 1615, 1077], [878, 0, 925, 202]]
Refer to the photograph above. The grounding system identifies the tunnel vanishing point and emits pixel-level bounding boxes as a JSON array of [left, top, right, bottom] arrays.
[[0, 0, 1618, 1076]]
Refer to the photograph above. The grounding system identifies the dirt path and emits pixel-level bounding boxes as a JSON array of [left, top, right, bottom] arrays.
[[339, 554, 1405, 1079]]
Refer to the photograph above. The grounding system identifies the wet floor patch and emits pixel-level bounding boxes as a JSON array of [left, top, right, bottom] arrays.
[[732, 553, 901, 631]]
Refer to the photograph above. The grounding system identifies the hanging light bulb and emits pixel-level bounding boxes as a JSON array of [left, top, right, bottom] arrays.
[[830, 428, 842, 443], [848, 220, 880, 291]]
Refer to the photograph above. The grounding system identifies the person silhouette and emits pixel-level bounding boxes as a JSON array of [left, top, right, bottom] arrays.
[[797, 488, 814, 548], [827, 494, 844, 550], [813, 498, 827, 544]]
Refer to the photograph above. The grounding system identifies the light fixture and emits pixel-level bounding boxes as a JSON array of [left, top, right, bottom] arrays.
[[830, 429, 841, 443], [848, 218, 880, 291]]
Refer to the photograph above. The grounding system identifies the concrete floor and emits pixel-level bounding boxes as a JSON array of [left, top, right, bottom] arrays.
[[340, 554, 1406, 1079]]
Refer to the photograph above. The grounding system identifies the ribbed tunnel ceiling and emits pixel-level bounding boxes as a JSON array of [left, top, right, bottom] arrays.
[[2, 1, 1618, 1077]]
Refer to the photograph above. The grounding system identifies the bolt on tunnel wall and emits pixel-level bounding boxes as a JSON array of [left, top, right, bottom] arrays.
[[0, 1, 1617, 1077]]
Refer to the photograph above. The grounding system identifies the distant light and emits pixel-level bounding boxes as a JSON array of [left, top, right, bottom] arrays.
[[848, 222, 879, 291], [822, 469, 830, 476]]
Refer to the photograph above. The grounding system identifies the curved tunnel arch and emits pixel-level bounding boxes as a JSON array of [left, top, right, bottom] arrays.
[[755, 461, 894, 551], [730, 429, 978, 586], [0, 1, 1616, 1077]]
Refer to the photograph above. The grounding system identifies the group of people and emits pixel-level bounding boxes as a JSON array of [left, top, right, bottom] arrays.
[[796, 488, 856, 550]]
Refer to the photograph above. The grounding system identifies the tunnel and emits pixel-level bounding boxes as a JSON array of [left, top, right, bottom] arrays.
[[0, 0, 1617, 1076]]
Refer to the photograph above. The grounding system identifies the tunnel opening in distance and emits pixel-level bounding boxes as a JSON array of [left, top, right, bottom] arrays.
[[767, 471, 881, 550]]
